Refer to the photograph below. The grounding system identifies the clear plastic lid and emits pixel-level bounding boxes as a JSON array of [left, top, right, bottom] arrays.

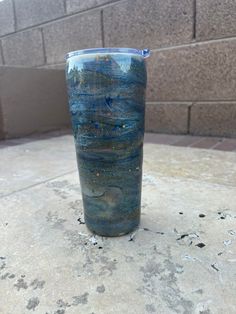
[[66, 48, 150, 60]]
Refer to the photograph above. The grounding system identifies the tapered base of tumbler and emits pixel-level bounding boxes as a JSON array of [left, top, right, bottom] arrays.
[[85, 215, 140, 237]]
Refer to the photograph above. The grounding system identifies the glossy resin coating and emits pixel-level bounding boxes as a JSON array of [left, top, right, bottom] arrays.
[[66, 49, 148, 236]]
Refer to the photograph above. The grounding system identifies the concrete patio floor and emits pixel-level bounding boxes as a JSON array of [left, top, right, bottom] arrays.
[[0, 132, 236, 314]]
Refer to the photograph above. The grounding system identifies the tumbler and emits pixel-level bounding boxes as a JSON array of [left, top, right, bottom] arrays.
[[65, 48, 150, 236]]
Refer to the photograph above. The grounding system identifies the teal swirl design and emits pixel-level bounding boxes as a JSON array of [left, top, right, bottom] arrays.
[[66, 51, 147, 236]]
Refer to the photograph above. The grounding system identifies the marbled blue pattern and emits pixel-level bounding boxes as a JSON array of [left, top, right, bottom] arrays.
[[66, 50, 147, 236]]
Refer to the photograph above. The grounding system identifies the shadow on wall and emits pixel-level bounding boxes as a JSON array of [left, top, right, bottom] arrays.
[[0, 66, 70, 140]]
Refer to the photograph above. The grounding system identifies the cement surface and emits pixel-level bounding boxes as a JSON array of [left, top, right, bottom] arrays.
[[0, 134, 236, 314]]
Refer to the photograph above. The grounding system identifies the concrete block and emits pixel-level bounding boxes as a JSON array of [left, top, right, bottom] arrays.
[[43, 11, 102, 64], [1, 29, 45, 67], [103, 0, 193, 49], [190, 102, 236, 138], [145, 102, 190, 134], [0, 66, 70, 139], [0, 0, 15, 36], [66, 0, 114, 13], [147, 39, 236, 101], [1, 133, 236, 313], [196, 0, 236, 40], [14, 0, 65, 30]]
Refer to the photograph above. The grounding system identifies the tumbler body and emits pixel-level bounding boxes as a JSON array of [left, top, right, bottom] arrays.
[[66, 48, 148, 236]]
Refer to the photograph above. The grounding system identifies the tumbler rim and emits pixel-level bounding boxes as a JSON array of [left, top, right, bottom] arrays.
[[66, 47, 150, 60]]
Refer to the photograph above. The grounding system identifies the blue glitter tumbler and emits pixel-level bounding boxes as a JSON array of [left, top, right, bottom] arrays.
[[65, 48, 150, 236]]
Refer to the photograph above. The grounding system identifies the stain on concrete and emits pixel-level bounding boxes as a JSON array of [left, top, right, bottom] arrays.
[[1, 272, 15, 280], [1, 272, 10, 280], [26, 297, 40, 311], [64, 230, 85, 249], [228, 229, 236, 236], [99, 256, 117, 276], [82, 254, 95, 274], [200, 310, 211, 314], [211, 264, 219, 272], [161, 259, 193, 314], [218, 210, 236, 220], [139, 255, 194, 314], [96, 284, 105, 293], [145, 303, 156, 313], [64, 230, 104, 262], [56, 299, 71, 308], [47, 180, 69, 189], [176, 232, 200, 247], [128, 232, 136, 242], [46, 181, 70, 199], [196, 243, 206, 248], [127, 226, 165, 241], [53, 189, 69, 199], [72, 292, 89, 305], [177, 233, 189, 240], [54, 310, 65, 314], [14, 278, 28, 290], [47, 180, 80, 199], [199, 214, 206, 218], [73, 262, 82, 277], [68, 200, 83, 216], [30, 278, 45, 289], [140, 259, 162, 281], [77, 217, 85, 224], [46, 211, 66, 229], [0, 261, 6, 271], [141, 227, 165, 235], [125, 256, 134, 262]]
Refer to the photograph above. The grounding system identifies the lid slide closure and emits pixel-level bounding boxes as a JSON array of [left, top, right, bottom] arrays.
[[142, 49, 150, 58]]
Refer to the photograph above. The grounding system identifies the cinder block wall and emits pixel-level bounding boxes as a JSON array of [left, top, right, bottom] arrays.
[[0, 0, 236, 137]]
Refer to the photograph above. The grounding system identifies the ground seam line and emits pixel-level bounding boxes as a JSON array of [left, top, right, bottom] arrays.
[[0, 169, 77, 199]]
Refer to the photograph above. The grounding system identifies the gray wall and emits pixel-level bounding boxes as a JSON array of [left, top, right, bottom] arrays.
[[0, 66, 70, 139], [0, 0, 236, 137]]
